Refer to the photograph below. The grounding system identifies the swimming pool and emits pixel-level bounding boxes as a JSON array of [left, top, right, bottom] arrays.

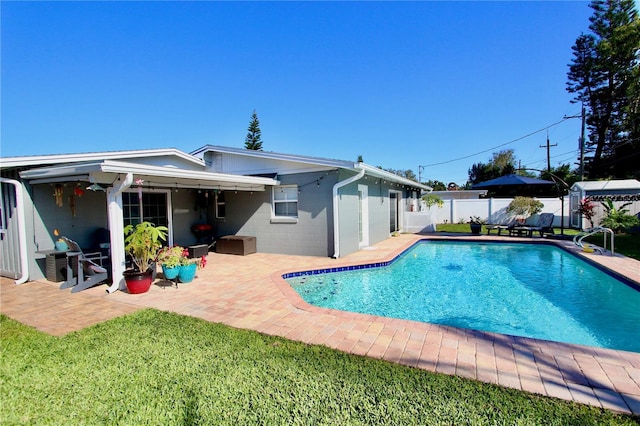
[[285, 241, 640, 353]]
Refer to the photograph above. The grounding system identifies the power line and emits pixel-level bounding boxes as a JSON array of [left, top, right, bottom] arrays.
[[422, 117, 573, 167]]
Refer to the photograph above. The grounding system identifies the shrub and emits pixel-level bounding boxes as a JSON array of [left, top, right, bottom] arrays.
[[577, 197, 596, 229], [421, 193, 444, 209], [507, 197, 544, 219], [600, 199, 640, 234]]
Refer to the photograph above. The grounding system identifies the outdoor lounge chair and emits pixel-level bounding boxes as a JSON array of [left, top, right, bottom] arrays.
[[486, 218, 517, 236], [508, 213, 555, 237], [59, 237, 109, 293]]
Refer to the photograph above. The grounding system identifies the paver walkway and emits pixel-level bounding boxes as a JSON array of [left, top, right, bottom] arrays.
[[2, 234, 639, 415]]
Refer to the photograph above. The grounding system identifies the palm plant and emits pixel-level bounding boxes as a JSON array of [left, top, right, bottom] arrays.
[[123, 221, 168, 272], [599, 199, 639, 234]]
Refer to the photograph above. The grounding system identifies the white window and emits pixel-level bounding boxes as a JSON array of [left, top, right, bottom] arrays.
[[123, 191, 169, 228], [122, 189, 173, 246], [273, 185, 298, 218], [215, 191, 226, 219]]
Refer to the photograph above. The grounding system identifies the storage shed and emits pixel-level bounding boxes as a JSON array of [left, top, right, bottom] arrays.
[[569, 179, 640, 229]]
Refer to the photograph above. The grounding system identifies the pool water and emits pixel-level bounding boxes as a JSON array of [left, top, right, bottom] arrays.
[[286, 241, 640, 352]]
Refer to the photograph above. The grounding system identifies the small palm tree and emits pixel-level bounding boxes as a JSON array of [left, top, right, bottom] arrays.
[[599, 199, 639, 233], [123, 221, 168, 272]]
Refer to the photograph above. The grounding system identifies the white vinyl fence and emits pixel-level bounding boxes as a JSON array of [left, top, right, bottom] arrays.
[[404, 197, 570, 233]]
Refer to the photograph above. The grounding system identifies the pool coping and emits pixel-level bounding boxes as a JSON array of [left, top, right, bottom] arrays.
[[271, 235, 640, 415]]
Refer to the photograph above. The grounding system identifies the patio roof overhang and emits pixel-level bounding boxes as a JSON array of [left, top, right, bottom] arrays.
[[19, 159, 279, 191]]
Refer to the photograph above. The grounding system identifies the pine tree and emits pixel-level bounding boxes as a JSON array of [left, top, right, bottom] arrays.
[[244, 110, 263, 151], [566, 0, 640, 179]]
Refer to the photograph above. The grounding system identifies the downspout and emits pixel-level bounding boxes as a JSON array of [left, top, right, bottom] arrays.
[[105, 173, 133, 293], [0, 178, 29, 284], [332, 167, 365, 259]]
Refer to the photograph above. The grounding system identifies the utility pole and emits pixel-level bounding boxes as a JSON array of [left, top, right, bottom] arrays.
[[539, 131, 557, 172], [563, 107, 587, 181]]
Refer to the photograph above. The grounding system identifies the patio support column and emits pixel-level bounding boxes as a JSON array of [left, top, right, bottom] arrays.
[[105, 173, 133, 293]]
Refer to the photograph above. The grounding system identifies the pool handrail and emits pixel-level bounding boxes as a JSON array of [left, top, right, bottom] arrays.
[[573, 226, 615, 255]]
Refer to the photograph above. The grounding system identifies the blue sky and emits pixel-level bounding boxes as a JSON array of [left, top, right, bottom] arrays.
[[1, 1, 593, 185]]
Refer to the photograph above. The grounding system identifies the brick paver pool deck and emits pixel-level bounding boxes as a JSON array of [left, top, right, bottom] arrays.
[[2, 234, 639, 415]]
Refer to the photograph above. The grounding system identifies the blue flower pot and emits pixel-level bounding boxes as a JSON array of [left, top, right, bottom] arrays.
[[162, 264, 180, 280], [55, 241, 68, 251], [178, 263, 197, 283]]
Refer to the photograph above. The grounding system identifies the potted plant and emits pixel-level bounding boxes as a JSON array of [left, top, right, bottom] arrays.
[[177, 249, 207, 284], [469, 216, 484, 235], [506, 196, 544, 223], [123, 221, 168, 294], [157, 246, 185, 281]]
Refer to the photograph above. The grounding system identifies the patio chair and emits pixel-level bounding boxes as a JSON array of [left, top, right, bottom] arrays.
[[59, 237, 109, 293], [486, 218, 517, 236], [508, 213, 555, 237]]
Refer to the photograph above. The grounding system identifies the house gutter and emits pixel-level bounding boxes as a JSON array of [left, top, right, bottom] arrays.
[[332, 166, 365, 259], [0, 178, 29, 285], [105, 173, 133, 293]]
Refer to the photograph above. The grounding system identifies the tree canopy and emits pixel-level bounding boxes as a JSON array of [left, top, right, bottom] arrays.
[[244, 110, 263, 150], [566, 0, 640, 179], [467, 149, 517, 186], [424, 180, 446, 191]]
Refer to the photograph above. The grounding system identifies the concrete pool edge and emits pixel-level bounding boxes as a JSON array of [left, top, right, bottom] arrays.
[[271, 235, 640, 414]]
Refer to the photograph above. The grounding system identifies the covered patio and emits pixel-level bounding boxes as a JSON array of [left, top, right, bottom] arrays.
[[19, 158, 278, 292]]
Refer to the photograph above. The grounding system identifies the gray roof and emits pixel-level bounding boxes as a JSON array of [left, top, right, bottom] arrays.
[[571, 179, 640, 192]]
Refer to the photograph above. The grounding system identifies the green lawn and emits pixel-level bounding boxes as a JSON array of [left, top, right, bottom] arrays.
[[435, 223, 640, 260], [1, 311, 638, 425]]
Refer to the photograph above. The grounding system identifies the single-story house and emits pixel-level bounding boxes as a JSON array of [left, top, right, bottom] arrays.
[[0, 145, 429, 292], [569, 179, 640, 229]]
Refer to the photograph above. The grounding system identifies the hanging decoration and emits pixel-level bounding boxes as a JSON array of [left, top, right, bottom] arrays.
[[86, 183, 106, 192], [70, 194, 76, 217], [135, 178, 144, 201], [54, 184, 64, 207], [74, 186, 85, 197]]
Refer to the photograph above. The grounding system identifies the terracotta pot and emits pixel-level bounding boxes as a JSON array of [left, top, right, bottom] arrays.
[[123, 268, 154, 294]]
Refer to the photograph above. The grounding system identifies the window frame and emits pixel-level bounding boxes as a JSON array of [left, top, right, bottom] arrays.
[[122, 189, 173, 246], [215, 191, 226, 220], [271, 185, 299, 223]]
